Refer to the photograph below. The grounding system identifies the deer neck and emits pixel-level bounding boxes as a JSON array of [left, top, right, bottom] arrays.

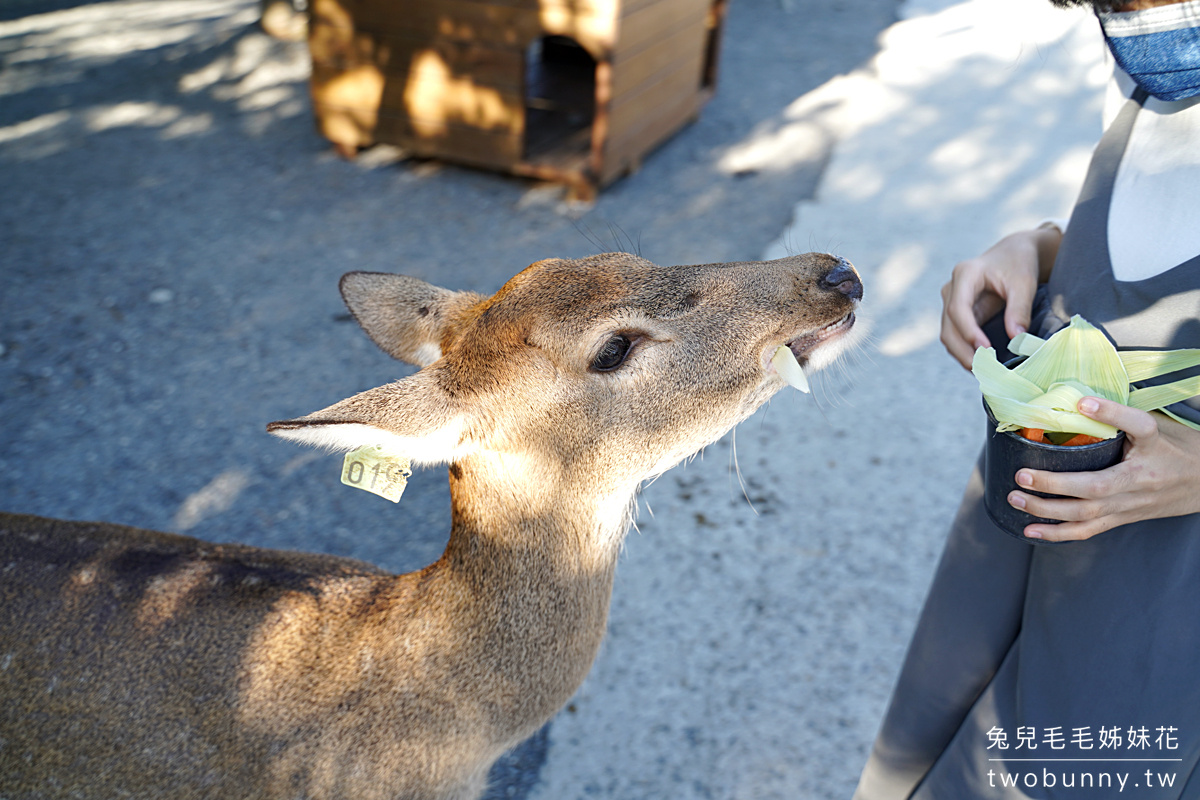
[[442, 448, 633, 574], [427, 448, 634, 715]]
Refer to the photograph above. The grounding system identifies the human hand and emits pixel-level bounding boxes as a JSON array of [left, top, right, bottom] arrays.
[[1008, 397, 1200, 542], [940, 226, 1061, 369]]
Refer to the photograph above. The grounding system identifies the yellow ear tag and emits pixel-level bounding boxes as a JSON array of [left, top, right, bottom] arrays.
[[340, 445, 411, 503]]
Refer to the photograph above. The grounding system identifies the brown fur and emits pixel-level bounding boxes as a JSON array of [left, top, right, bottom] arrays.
[[0, 252, 860, 799]]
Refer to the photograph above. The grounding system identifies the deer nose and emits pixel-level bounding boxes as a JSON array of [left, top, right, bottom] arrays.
[[823, 259, 863, 302]]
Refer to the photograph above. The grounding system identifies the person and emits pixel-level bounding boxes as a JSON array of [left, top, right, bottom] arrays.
[[854, 0, 1200, 796]]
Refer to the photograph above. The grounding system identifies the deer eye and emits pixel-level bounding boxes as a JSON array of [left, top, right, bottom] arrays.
[[591, 334, 633, 372]]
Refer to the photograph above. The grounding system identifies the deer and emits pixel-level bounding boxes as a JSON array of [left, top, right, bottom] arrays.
[[0, 251, 862, 799]]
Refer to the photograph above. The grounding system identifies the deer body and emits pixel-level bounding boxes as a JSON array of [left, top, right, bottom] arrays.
[[0, 253, 861, 799]]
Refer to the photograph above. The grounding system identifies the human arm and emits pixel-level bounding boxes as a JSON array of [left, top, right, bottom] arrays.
[[1008, 396, 1200, 541], [939, 223, 1063, 369]]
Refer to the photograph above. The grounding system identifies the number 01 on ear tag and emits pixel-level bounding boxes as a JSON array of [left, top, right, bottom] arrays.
[[341, 446, 412, 503]]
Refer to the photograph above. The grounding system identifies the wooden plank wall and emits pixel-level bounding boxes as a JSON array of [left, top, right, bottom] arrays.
[[598, 0, 713, 185], [309, 0, 547, 165], [307, 0, 721, 192]]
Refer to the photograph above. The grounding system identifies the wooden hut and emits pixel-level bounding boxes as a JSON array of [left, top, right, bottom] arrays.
[[307, 0, 728, 199]]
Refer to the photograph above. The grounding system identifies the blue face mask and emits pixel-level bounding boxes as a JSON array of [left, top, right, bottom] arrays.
[[1099, 0, 1200, 101]]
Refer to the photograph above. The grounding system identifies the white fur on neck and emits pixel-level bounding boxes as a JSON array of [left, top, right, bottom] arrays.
[[594, 489, 638, 555], [412, 342, 442, 367]]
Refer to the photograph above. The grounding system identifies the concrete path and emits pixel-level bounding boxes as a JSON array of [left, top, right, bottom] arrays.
[[0, 0, 1106, 796]]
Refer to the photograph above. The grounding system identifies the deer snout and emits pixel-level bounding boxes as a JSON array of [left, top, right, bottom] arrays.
[[823, 258, 863, 302]]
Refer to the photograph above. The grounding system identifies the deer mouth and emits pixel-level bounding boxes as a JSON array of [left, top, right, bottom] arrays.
[[786, 311, 855, 365]]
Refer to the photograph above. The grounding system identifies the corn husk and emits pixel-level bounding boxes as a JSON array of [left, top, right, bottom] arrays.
[[976, 346, 1119, 439], [1012, 316, 1129, 403], [1119, 349, 1200, 383], [974, 315, 1200, 437], [972, 346, 1042, 402], [1007, 331, 1046, 358], [1128, 376, 1200, 413], [772, 345, 810, 393], [1013, 334, 1200, 384]]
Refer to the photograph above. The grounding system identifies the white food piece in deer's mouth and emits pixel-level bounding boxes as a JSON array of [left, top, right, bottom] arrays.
[[772, 345, 810, 393]]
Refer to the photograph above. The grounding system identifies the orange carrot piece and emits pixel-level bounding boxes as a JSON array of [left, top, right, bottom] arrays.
[[1020, 428, 1046, 442], [1060, 433, 1104, 447]]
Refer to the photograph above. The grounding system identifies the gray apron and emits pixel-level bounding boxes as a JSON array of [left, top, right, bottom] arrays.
[[854, 87, 1200, 799]]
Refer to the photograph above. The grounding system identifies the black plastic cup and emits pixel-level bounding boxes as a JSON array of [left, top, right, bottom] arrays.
[[981, 397, 1125, 543]]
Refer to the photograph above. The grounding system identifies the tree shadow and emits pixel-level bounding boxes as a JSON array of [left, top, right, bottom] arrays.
[[1, 0, 312, 161]]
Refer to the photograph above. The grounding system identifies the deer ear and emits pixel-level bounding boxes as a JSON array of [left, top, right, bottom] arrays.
[[267, 369, 471, 466], [340, 272, 485, 367]]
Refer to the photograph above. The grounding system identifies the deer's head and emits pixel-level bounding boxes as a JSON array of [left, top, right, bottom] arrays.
[[269, 253, 861, 495]]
